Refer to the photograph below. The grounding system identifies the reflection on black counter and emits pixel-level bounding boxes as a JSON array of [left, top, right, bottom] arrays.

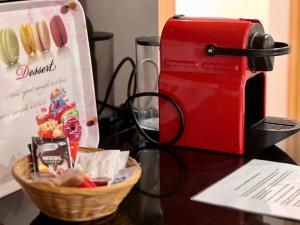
[[160, 147, 244, 225], [97, 125, 300, 225], [0, 191, 39, 225], [30, 207, 132, 225], [1, 125, 300, 225]]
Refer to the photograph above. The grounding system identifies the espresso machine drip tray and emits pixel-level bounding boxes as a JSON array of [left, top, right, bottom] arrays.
[[245, 117, 300, 151]]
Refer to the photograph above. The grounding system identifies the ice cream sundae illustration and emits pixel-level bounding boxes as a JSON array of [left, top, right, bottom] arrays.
[[36, 87, 81, 159]]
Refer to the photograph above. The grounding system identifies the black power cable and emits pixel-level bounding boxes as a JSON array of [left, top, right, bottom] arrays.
[[127, 60, 137, 98], [96, 99, 119, 112], [97, 57, 135, 117], [96, 57, 185, 146], [125, 92, 185, 146]]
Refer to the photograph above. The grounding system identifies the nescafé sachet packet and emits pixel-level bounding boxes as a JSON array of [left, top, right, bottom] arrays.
[[31, 137, 72, 176]]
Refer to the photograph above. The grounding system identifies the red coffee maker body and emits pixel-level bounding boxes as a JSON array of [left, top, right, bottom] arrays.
[[159, 16, 300, 154]]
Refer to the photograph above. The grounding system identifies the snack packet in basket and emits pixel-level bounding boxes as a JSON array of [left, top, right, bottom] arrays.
[[32, 137, 72, 176], [110, 167, 136, 185], [31, 169, 105, 188], [74, 150, 129, 180]]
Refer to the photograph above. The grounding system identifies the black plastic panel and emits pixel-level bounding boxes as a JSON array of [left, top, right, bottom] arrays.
[[245, 116, 300, 151]]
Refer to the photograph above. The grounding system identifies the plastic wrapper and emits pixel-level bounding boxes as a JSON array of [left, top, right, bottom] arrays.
[[31, 169, 108, 188]]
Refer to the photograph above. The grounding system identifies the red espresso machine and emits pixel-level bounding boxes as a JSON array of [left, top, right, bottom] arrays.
[[159, 16, 300, 154]]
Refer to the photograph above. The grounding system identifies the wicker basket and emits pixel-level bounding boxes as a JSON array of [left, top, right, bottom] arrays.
[[12, 147, 141, 222]]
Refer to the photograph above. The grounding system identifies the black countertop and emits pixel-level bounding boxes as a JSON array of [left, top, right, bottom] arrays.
[[1, 125, 300, 225]]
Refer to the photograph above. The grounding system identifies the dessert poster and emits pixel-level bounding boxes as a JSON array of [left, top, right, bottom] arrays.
[[0, 0, 99, 197]]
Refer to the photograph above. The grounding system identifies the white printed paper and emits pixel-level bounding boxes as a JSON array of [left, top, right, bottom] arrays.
[[116, 151, 130, 175], [191, 159, 300, 221], [74, 150, 129, 180]]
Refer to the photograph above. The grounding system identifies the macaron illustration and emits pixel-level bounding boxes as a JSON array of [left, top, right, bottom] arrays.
[[0, 28, 19, 65], [33, 20, 51, 53], [19, 24, 37, 56], [50, 15, 68, 48]]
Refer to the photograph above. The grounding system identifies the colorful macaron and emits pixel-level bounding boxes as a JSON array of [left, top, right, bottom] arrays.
[[33, 20, 51, 53], [50, 15, 68, 48], [0, 28, 19, 66], [19, 24, 37, 56]]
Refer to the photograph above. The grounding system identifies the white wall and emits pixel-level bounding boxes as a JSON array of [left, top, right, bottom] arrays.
[[85, 0, 158, 106], [176, 0, 290, 117]]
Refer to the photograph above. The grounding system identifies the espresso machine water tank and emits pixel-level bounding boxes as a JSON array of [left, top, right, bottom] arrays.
[[135, 36, 160, 132]]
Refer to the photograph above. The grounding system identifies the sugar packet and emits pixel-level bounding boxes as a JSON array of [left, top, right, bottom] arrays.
[[110, 167, 136, 185]]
